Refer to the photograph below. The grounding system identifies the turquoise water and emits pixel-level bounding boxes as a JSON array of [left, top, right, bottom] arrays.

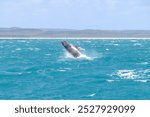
[[0, 39, 150, 100]]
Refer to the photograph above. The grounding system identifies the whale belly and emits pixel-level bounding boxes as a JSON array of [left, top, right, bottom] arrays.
[[67, 46, 81, 57]]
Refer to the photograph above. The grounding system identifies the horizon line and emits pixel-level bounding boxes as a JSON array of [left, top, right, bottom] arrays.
[[0, 27, 150, 31]]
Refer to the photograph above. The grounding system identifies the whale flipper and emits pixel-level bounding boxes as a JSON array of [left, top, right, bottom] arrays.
[[74, 46, 85, 51]]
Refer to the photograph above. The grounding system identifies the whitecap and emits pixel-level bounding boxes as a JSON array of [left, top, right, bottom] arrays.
[[17, 72, 23, 75], [57, 69, 66, 72], [134, 43, 142, 46], [45, 54, 51, 56], [138, 62, 149, 65], [84, 41, 91, 43], [130, 40, 138, 42], [113, 69, 150, 80], [27, 47, 40, 51], [0, 46, 3, 48], [143, 69, 150, 73], [113, 44, 119, 46], [26, 41, 30, 43], [64, 68, 72, 70], [9, 41, 13, 43], [35, 48, 40, 51], [105, 48, 109, 51], [76, 41, 80, 44], [16, 48, 22, 51], [28, 48, 34, 51], [116, 70, 137, 79], [135, 80, 147, 83], [17, 40, 26, 43], [87, 93, 96, 97], [106, 80, 114, 82], [0, 71, 23, 75]]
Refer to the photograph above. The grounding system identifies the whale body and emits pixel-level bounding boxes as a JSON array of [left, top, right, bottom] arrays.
[[61, 41, 83, 58]]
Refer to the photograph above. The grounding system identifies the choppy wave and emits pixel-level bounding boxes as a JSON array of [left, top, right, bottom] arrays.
[[135, 80, 147, 83], [133, 43, 142, 46], [138, 62, 149, 65], [105, 48, 109, 51], [17, 40, 27, 43], [116, 70, 137, 79], [57, 69, 66, 72], [27, 47, 40, 51], [1, 39, 150, 100], [106, 80, 115, 83], [16, 48, 22, 51], [0, 71, 31, 76], [113, 43, 119, 46], [130, 40, 138, 42], [0, 46, 3, 48], [112, 69, 150, 80]]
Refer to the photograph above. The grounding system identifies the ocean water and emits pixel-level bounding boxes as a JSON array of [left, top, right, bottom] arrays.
[[0, 39, 150, 100]]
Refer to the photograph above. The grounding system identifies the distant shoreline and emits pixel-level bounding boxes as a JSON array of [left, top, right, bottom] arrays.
[[1, 28, 150, 39], [0, 37, 150, 39]]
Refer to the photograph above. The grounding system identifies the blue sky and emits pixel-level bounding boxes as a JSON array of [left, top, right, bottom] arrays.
[[0, 0, 150, 29]]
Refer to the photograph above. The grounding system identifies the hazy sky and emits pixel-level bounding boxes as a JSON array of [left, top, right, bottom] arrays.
[[0, 0, 150, 29]]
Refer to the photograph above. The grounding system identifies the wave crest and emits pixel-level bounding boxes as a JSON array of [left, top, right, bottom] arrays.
[[112, 69, 150, 80]]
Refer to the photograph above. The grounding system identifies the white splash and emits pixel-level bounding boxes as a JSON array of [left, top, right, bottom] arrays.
[[116, 70, 137, 79], [64, 52, 92, 60], [78, 53, 92, 60]]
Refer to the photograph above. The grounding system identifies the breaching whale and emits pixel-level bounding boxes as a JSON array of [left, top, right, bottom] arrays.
[[61, 41, 84, 58]]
